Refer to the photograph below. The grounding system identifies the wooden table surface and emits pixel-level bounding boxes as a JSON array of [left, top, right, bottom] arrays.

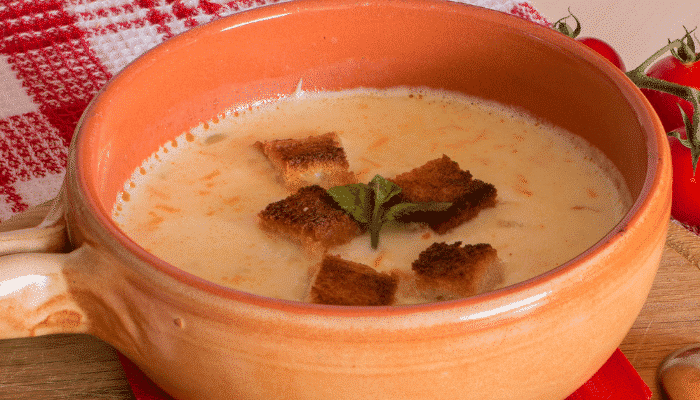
[[620, 221, 700, 399], [0, 220, 698, 399]]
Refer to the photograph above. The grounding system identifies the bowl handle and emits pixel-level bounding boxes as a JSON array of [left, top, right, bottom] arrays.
[[0, 189, 68, 254], [0, 190, 91, 339]]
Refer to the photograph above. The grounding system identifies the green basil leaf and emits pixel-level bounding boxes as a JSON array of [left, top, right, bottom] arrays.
[[327, 183, 373, 224], [369, 175, 402, 206], [384, 201, 453, 221], [328, 175, 454, 249], [369, 218, 383, 249]]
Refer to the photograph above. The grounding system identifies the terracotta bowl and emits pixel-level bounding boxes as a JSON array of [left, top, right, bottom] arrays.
[[0, 1, 671, 399]]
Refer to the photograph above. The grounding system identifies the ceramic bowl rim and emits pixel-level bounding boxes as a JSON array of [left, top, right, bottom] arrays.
[[71, 0, 667, 317]]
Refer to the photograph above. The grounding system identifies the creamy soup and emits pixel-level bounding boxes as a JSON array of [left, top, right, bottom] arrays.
[[112, 87, 632, 304]]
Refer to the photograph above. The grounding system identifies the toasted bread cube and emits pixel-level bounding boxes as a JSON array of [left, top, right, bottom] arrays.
[[258, 185, 362, 248], [255, 132, 356, 190], [411, 242, 503, 300], [307, 255, 398, 306], [391, 155, 497, 234], [429, 179, 497, 234]]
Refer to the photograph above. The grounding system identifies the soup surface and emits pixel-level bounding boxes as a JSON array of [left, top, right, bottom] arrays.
[[112, 87, 632, 304]]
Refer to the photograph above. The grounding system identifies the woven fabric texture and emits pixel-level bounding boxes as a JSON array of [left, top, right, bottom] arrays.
[[0, 0, 547, 221]]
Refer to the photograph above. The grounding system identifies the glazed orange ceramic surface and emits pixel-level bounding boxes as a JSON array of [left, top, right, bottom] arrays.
[[0, 1, 671, 400]]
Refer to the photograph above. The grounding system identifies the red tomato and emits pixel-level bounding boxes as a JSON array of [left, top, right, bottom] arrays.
[[642, 54, 700, 132], [668, 127, 700, 226], [551, 14, 625, 71], [577, 37, 625, 70]]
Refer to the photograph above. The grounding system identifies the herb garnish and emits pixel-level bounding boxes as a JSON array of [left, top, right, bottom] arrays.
[[327, 175, 452, 249]]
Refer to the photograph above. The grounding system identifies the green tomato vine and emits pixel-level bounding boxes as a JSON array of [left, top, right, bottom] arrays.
[[624, 28, 700, 170]]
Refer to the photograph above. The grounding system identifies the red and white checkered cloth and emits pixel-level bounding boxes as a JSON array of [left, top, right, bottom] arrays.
[[0, 0, 548, 222], [0, 1, 654, 399]]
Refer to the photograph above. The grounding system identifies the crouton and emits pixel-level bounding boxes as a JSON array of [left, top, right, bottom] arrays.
[[390, 155, 497, 234], [411, 242, 503, 300], [307, 255, 398, 306], [258, 185, 362, 248], [255, 132, 356, 191]]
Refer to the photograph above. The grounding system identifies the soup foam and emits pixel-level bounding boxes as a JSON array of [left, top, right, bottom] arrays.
[[112, 87, 632, 304]]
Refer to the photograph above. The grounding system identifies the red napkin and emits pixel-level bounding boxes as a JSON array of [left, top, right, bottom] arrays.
[[118, 349, 652, 399], [0, 0, 650, 399], [568, 350, 652, 400]]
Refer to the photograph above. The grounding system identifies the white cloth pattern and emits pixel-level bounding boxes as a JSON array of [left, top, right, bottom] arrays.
[[0, 0, 548, 222]]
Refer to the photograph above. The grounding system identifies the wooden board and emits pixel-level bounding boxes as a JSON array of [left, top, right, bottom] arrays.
[[621, 220, 700, 399]]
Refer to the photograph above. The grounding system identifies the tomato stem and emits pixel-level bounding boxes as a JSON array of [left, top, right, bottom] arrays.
[[671, 27, 699, 64], [553, 8, 582, 39], [626, 33, 700, 171]]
